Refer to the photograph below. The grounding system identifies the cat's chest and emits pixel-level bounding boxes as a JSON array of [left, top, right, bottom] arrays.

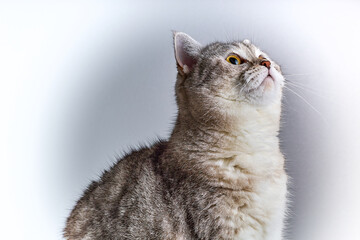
[[207, 154, 286, 239], [218, 177, 285, 239]]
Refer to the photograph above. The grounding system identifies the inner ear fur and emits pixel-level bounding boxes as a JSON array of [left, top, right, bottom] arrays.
[[173, 32, 202, 75]]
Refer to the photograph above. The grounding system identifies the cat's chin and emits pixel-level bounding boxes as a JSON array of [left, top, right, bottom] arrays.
[[262, 75, 274, 85], [247, 69, 284, 106], [244, 80, 282, 106]]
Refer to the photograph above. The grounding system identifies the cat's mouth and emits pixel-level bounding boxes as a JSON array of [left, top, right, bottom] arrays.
[[260, 74, 274, 87], [243, 67, 284, 101], [255, 71, 275, 90]]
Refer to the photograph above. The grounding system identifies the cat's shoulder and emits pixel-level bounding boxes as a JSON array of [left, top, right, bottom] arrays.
[[99, 139, 167, 181]]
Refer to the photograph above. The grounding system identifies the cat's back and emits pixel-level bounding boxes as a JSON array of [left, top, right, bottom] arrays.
[[64, 141, 168, 240]]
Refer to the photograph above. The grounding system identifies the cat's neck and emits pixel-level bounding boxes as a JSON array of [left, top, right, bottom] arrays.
[[168, 101, 283, 166]]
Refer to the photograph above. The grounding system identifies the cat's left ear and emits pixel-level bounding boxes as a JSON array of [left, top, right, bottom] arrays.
[[173, 31, 202, 75]]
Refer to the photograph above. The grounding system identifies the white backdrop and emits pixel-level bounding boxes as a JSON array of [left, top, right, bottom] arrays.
[[1, 0, 359, 239]]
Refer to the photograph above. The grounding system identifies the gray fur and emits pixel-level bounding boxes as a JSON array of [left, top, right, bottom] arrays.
[[64, 32, 287, 240]]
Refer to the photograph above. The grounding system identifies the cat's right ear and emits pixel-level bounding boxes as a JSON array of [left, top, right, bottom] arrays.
[[173, 31, 202, 76]]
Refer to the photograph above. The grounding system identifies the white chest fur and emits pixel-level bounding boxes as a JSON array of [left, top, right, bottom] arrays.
[[207, 151, 287, 240]]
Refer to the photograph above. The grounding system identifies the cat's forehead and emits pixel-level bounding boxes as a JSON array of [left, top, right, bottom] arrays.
[[201, 41, 263, 60], [234, 41, 262, 58]]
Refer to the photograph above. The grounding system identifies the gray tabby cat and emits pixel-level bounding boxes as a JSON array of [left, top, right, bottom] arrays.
[[64, 32, 287, 240]]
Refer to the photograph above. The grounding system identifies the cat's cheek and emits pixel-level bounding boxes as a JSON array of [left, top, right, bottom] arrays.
[[273, 63, 282, 73], [269, 67, 285, 87]]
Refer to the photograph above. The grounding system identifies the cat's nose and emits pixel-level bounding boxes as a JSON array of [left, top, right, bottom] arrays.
[[260, 60, 271, 69]]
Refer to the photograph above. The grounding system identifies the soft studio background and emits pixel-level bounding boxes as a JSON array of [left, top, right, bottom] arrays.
[[1, 1, 359, 239]]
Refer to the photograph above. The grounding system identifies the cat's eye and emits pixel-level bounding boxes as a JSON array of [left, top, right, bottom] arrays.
[[226, 55, 241, 65]]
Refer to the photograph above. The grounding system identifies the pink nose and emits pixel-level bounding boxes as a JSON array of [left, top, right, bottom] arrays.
[[260, 60, 271, 69]]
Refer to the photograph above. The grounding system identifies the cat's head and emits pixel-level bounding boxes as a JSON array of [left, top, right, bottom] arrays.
[[173, 32, 284, 129]]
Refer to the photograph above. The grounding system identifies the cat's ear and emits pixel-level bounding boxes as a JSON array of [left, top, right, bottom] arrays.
[[173, 31, 202, 75]]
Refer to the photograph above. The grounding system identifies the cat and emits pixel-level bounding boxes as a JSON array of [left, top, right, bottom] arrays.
[[64, 32, 287, 240]]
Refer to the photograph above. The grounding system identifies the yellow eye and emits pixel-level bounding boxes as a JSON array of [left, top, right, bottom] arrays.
[[226, 55, 241, 65]]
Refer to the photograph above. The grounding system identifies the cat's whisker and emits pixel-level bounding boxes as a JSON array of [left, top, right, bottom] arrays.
[[231, 80, 244, 92], [240, 78, 253, 94], [286, 79, 337, 96], [283, 86, 328, 124], [285, 82, 326, 97], [283, 73, 315, 77], [286, 79, 316, 89]]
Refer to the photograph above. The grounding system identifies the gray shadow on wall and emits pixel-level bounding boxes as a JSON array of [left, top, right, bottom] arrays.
[[59, 29, 177, 215]]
